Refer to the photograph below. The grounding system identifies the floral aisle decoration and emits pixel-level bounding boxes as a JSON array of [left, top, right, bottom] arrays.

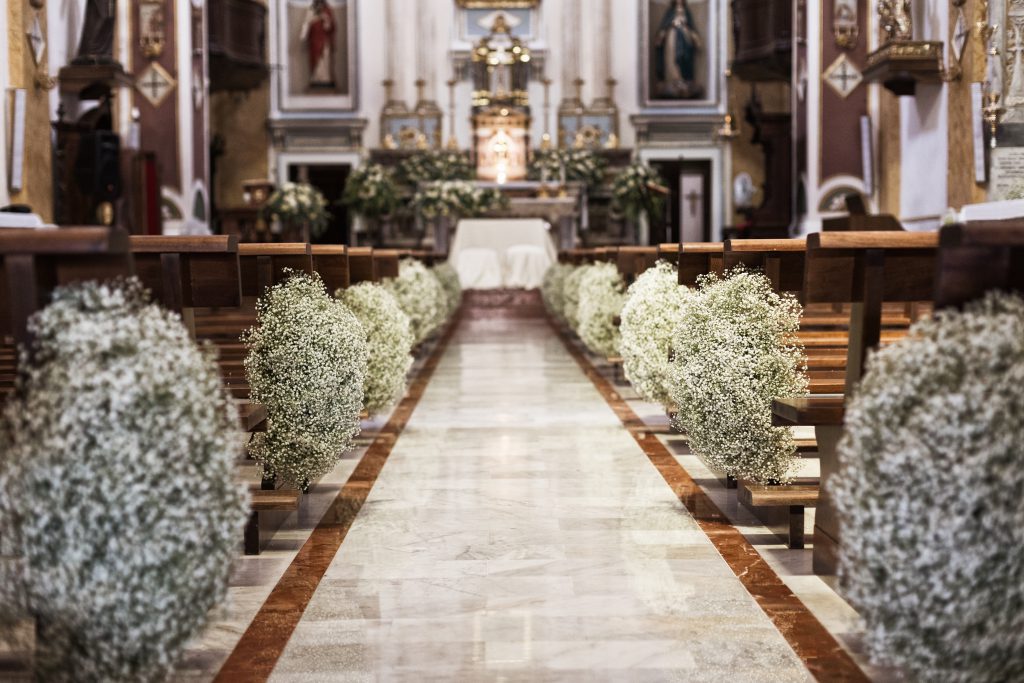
[[264, 182, 331, 239], [412, 180, 508, 219], [619, 261, 693, 407], [337, 283, 414, 414], [244, 271, 368, 489], [385, 258, 449, 344], [432, 262, 463, 318], [541, 263, 574, 321], [831, 291, 1024, 683], [528, 149, 607, 188], [670, 269, 808, 484], [576, 261, 627, 358], [0, 280, 247, 681], [612, 162, 667, 223], [562, 264, 590, 330], [341, 163, 401, 219], [398, 149, 474, 186]]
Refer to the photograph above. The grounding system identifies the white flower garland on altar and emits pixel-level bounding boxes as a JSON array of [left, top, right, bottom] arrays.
[[244, 271, 368, 489], [432, 262, 463, 318], [670, 269, 807, 484], [576, 261, 626, 358], [831, 291, 1024, 683], [619, 261, 692, 407], [385, 258, 449, 344], [0, 280, 247, 681], [542, 262, 574, 321], [338, 283, 414, 415]]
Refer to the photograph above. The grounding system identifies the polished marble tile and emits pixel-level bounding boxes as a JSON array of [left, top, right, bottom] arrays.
[[269, 318, 813, 681]]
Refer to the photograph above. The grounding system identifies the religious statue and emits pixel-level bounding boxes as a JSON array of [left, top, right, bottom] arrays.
[[300, 0, 336, 89], [74, 0, 116, 64], [655, 0, 704, 99], [878, 0, 912, 43]]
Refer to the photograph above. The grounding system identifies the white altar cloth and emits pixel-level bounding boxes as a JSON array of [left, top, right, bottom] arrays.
[[449, 219, 557, 290]]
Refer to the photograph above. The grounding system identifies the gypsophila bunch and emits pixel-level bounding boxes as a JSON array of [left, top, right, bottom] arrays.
[[529, 149, 607, 187], [432, 262, 463, 318], [337, 283, 414, 414], [0, 279, 247, 682], [342, 163, 401, 219], [385, 258, 448, 344], [264, 181, 331, 238], [620, 261, 693, 407], [670, 268, 807, 484], [398, 149, 474, 186], [562, 264, 589, 330], [831, 291, 1024, 683], [541, 263, 574, 321], [412, 180, 507, 219], [244, 271, 368, 489], [612, 162, 666, 222], [576, 261, 626, 358]]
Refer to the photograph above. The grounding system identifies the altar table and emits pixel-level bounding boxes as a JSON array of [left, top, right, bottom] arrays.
[[449, 219, 558, 290]]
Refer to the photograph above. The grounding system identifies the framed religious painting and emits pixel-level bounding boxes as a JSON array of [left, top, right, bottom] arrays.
[[276, 0, 358, 112], [640, 0, 723, 110]]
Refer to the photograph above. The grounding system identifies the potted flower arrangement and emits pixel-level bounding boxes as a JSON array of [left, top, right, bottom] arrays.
[[398, 149, 474, 186], [0, 279, 248, 680], [337, 283, 415, 415], [619, 261, 693, 408], [264, 181, 331, 242], [576, 261, 626, 358], [831, 291, 1024, 683], [432, 262, 463, 318], [412, 180, 507, 219], [384, 258, 449, 345], [529, 149, 607, 188], [341, 163, 402, 240], [541, 263, 575, 322], [611, 162, 667, 235], [670, 268, 808, 484], [244, 271, 368, 490]]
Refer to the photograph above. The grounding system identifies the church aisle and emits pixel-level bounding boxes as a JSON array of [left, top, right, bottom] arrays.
[[267, 314, 813, 682]]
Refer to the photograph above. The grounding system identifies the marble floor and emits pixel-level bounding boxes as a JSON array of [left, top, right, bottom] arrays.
[[267, 316, 816, 681]]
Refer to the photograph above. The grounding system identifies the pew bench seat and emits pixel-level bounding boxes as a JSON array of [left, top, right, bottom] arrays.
[[772, 396, 845, 427], [245, 488, 301, 555], [738, 478, 820, 549]]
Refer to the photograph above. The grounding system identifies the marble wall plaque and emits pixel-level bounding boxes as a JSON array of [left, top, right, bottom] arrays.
[[989, 145, 1024, 199]]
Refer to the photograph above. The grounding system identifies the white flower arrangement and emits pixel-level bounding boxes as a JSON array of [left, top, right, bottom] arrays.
[[385, 258, 449, 345], [670, 269, 808, 484], [432, 262, 463, 318], [342, 163, 401, 219], [619, 261, 693, 407], [412, 180, 507, 219], [612, 162, 666, 222], [0, 279, 247, 681], [398, 150, 474, 186], [541, 263, 574, 321], [244, 271, 368, 489], [265, 181, 331, 238], [337, 283, 414, 415], [529, 149, 607, 187], [576, 261, 626, 358], [831, 291, 1024, 683], [562, 264, 589, 330]]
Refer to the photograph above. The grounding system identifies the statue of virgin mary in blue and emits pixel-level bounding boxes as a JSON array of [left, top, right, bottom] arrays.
[[654, 0, 704, 99]]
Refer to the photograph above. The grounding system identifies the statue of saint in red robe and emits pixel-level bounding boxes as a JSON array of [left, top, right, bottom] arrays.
[[300, 0, 335, 89]]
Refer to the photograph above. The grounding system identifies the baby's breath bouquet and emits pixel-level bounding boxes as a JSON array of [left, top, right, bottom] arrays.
[[338, 283, 414, 414], [342, 163, 401, 219], [529, 149, 607, 187], [398, 149, 474, 186], [562, 264, 590, 330], [244, 271, 368, 489], [620, 261, 693, 407], [413, 180, 508, 219], [432, 262, 463, 317], [831, 291, 1024, 683], [0, 279, 247, 681], [264, 181, 331, 238], [670, 269, 808, 484], [385, 258, 448, 344], [541, 263, 574, 321], [612, 162, 666, 222], [576, 261, 626, 358]]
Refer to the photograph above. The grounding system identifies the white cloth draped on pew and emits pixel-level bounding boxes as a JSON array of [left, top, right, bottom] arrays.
[[449, 219, 557, 290]]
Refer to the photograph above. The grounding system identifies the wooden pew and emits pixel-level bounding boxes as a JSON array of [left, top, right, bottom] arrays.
[[771, 231, 938, 573], [616, 246, 659, 285], [348, 247, 377, 284], [657, 243, 680, 265], [678, 242, 723, 286], [312, 245, 350, 293], [373, 249, 401, 280]]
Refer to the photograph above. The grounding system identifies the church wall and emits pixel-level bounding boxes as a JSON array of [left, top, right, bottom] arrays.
[[0, 2, 9, 208], [211, 84, 271, 208], [945, 0, 988, 210], [7, 0, 54, 220]]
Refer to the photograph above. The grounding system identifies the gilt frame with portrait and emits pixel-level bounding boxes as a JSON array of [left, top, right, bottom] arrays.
[[276, 0, 358, 112], [639, 0, 724, 111]]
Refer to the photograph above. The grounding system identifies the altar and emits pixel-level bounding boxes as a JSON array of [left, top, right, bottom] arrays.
[[449, 218, 557, 290]]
